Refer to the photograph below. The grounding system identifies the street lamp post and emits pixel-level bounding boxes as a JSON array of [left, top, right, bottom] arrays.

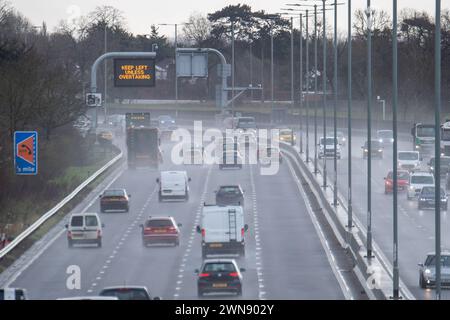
[[291, 17, 296, 144], [434, 0, 442, 300], [322, 0, 327, 189], [300, 14, 304, 154], [392, 0, 400, 300], [104, 24, 108, 126], [314, 4, 319, 174], [305, 12, 310, 162], [332, 0, 338, 206], [347, 0, 353, 237], [366, 0, 373, 259]]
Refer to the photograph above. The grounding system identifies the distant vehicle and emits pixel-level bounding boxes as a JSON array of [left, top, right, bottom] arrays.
[[99, 189, 130, 213], [376, 130, 394, 145], [0, 288, 27, 300], [412, 123, 435, 154], [141, 216, 181, 247], [418, 186, 448, 210], [440, 120, 450, 156], [97, 130, 113, 144], [419, 252, 450, 288], [99, 286, 160, 300], [57, 296, 118, 300], [126, 112, 151, 128], [398, 151, 421, 171], [127, 126, 161, 169], [318, 137, 341, 159], [428, 156, 450, 178], [406, 171, 435, 200], [197, 205, 248, 258], [215, 185, 244, 207], [337, 131, 346, 146], [279, 128, 296, 144], [157, 115, 177, 131], [65, 213, 104, 248], [362, 140, 383, 159], [196, 259, 245, 297], [218, 150, 243, 170], [384, 170, 410, 194], [235, 116, 256, 132], [258, 145, 282, 165], [107, 114, 123, 127], [157, 171, 191, 202]]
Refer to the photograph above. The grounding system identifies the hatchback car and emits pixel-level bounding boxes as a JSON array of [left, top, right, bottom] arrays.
[[100, 189, 130, 212], [141, 216, 182, 246], [196, 259, 245, 297], [418, 186, 448, 210], [66, 213, 104, 248], [99, 286, 160, 300], [215, 185, 244, 207], [157, 115, 177, 131], [419, 252, 450, 288], [362, 140, 383, 159], [384, 170, 410, 194]]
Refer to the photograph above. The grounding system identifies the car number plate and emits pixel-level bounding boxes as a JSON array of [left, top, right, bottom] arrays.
[[153, 229, 166, 233], [209, 243, 223, 248], [213, 283, 227, 288]]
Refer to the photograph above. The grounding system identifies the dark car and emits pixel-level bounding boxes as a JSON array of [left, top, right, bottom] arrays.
[[99, 286, 160, 300], [362, 140, 383, 159], [100, 189, 130, 212], [418, 186, 448, 210], [141, 216, 181, 246], [215, 185, 244, 207], [428, 156, 450, 180], [196, 259, 245, 297], [419, 252, 450, 288], [384, 170, 410, 194]]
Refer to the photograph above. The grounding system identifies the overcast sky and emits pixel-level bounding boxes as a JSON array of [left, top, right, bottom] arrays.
[[9, 0, 449, 39]]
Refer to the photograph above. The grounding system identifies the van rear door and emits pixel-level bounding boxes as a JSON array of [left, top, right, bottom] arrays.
[[203, 208, 244, 243]]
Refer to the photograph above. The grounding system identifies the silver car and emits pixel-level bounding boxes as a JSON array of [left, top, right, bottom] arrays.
[[419, 252, 450, 288]]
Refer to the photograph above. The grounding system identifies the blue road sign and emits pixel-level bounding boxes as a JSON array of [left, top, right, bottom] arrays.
[[14, 131, 38, 175]]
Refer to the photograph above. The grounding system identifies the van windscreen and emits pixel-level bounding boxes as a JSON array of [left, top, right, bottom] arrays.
[[85, 216, 98, 227]]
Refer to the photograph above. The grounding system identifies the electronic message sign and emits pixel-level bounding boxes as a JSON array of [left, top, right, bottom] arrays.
[[114, 59, 156, 87]]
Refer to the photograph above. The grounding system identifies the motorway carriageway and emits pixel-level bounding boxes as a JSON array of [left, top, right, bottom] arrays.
[[0, 125, 366, 300]]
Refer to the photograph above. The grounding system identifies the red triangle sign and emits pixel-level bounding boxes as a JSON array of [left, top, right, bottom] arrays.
[[17, 135, 34, 164]]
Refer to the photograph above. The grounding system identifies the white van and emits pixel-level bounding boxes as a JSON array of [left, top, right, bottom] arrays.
[[398, 151, 421, 171], [196, 205, 248, 258], [65, 212, 104, 248], [157, 171, 191, 202]]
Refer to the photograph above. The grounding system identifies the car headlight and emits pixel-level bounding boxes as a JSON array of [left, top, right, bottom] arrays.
[[379, 139, 383, 143], [378, 149, 383, 152], [409, 186, 415, 190], [430, 166, 434, 171], [420, 198, 426, 201], [364, 149, 368, 152], [425, 269, 431, 275], [415, 145, 420, 149], [342, 138, 346, 142]]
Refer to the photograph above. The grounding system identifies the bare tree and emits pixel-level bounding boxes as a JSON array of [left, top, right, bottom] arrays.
[[182, 12, 211, 46], [353, 8, 391, 38]]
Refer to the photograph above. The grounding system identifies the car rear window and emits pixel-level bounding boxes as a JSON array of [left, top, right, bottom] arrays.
[[219, 187, 240, 195], [70, 216, 83, 227], [203, 262, 236, 273], [85, 216, 98, 227], [100, 288, 150, 300], [146, 219, 173, 228], [103, 190, 125, 197], [411, 176, 434, 184]]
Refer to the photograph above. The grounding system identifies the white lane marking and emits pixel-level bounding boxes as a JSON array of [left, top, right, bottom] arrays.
[[285, 155, 353, 300]]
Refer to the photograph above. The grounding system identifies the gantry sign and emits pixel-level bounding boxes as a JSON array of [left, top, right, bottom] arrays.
[[114, 58, 156, 87]]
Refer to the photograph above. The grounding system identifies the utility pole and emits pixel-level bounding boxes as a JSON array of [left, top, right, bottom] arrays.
[[103, 24, 107, 126], [291, 17, 295, 137], [305, 12, 310, 163], [232, 20, 235, 122]]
